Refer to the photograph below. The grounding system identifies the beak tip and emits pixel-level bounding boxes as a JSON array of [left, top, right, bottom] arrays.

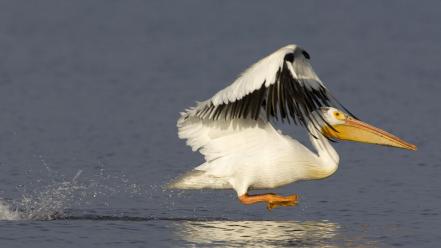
[[403, 143, 417, 151]]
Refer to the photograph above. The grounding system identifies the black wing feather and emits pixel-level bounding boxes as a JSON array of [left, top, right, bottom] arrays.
[[195, 50, 354, 128]]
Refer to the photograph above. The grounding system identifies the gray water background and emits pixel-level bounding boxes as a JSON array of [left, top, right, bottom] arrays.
[[0, 1, 439, 247]]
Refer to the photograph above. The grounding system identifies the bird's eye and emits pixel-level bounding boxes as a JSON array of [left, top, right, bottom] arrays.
[[334, 112, 340, 118]]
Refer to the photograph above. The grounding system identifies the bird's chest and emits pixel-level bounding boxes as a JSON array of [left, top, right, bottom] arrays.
[[247, 160, 306, 189]]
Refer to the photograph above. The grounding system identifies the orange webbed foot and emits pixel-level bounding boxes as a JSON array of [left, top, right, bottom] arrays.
[[239, 193, 299, 211], [266, 194, 299, 211]]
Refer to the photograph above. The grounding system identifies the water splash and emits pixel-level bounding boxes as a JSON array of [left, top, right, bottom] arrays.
[[15, 180, 86, 220], [0, 200, 20, 220], [0, 169, 87, 220], [0, 165, 158, 221]]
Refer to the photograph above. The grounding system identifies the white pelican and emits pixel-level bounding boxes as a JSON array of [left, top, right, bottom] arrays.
[[169, 44, 416, 210]]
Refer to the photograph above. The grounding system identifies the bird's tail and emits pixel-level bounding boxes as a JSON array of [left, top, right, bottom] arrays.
[[167, 170, 230, 190]]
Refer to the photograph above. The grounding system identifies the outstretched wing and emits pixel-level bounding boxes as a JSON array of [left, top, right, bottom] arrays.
[[186, 44, 352, 128]]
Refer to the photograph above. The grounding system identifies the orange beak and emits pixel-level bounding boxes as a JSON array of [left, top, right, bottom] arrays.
[[322, 117, 417, 151]]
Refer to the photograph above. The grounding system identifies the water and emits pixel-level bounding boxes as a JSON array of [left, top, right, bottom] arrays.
[[0, 0, 439, 247]]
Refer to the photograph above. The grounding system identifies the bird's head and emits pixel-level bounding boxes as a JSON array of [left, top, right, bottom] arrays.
[[318, 107, 416, 151]]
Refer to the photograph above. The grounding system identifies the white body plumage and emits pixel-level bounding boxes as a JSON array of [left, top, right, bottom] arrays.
[[173, 115, 339, 196]]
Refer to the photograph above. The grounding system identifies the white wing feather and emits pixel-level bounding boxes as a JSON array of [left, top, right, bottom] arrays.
[[177, 113, 318, 195], [188, 44, 338, 127], [211, 45, 296, 105]]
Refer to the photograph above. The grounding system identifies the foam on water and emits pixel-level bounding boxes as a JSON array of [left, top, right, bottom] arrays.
[[0, 200, 21, 220]]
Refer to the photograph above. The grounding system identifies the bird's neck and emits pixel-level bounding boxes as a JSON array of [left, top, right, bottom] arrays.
[[307, 123, 340, 179]]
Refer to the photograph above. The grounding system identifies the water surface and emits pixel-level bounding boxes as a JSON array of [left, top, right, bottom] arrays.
[[0, 1, 439, 247]]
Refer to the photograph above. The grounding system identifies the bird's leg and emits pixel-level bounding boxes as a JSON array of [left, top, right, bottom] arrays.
[[238, 193, 299, 211]]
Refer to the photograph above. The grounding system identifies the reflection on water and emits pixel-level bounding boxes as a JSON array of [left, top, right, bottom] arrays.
[[173, 220, 363, 247]]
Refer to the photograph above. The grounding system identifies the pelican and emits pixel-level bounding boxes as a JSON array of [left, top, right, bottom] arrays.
[[169, 44, 416, 210]]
